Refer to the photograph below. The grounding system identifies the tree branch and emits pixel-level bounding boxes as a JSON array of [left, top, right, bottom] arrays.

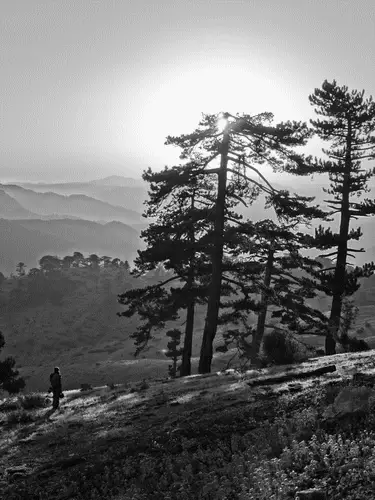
[[318, 251, 338, 258], [227, 155, 277, 194], [226, 167, 273, 195]]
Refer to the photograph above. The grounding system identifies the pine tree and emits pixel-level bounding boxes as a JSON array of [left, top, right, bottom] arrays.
[[0, 331, 25, 394], [166, 112, 323, 373], [217, 218, 328, 366], [15, 262, 26, 278], [309, 80, 375, 354], [165, 329, 183, 378], [118, 161, 217, 375], [118, 153, 258, 376]]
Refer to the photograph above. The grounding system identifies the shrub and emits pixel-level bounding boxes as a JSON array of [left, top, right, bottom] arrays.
[[0, 331, 26, 394], [263, 330, 308, 365], [138, 379, 150, 391], [348, 336, 370, 352], [340, 333, 370, 353], [19, 392, 48, 410], [0, 397, 21, 412], [6, 409, 34, 425]]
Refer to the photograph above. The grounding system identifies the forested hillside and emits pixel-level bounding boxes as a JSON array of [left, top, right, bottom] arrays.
[[2, 249, 374, 392], [0, 254, 213, 390], [0, 218, 141, 275]]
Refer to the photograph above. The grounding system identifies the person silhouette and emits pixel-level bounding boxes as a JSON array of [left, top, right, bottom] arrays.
[[49, 367, 63, 410]]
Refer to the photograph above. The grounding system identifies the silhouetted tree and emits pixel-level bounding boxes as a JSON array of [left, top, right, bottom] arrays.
[[309, 80, 375, 353], [87, 254, 100, 269], [118, 154, 260, 375], [72, 252, 85, 268], [118, 161, 217, 375], [62, 255, 75, 269], [0, 331, 25, 394], [166, 112, 323, 373], [100, 255, 112, 268], [15, 262, 26, 278], [39, 255, 62, 274], [216, 219, 328, 366], [165, 329, 183, 378]]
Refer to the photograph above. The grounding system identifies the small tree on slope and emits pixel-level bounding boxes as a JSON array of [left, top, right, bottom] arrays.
[[0, 331, 25, 394]]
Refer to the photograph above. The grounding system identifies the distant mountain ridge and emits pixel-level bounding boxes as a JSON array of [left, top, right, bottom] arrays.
[[88, 175, 145, 187], [4, 174, 375, 268], [0, 189, 38, 219], [16, 178, 148, 212], [19, 174, 145, 188], [0, 183, 143, 225]]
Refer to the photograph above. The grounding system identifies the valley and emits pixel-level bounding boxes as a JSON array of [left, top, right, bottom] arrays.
[[1, 174, 375, 394]]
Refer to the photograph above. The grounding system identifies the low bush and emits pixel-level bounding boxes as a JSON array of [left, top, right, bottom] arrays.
[[263, 330, 309, 365], [340, 333, 370, 352], [19, 392, 48, 410], [0, 397, 21, 412], [6, 409, 34, 425]]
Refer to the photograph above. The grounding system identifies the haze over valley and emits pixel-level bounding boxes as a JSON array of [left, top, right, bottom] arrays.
[[4, 171, 375, 275], [1, 171, 375, 394]]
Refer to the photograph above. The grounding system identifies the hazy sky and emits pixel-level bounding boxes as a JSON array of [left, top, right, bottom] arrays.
[[1, 0, 375, 182]]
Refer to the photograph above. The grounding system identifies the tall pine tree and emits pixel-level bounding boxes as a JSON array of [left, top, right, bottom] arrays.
[[118, 162, 217, 375], [309, 80, 375, 354], [167, 112, 324, 373]]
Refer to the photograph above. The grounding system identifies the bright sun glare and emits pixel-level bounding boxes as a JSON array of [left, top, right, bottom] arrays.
[[217, 115, 228, 132], [138, 59, 307, 170]]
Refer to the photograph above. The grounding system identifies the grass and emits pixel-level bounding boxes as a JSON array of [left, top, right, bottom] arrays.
[[2, 350, 375, 498]]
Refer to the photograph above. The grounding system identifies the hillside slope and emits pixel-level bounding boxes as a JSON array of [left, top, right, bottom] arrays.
[[0, 264, 245, 390], [0, 190, 38, 219], [0, 218, 141, 275], [2, 351, 375, 499], [0, 259, 373, 392], [0, 219, 73, 275]]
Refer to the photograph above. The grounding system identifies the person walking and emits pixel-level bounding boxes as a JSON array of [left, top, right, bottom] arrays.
[[49, 367, 63, 410]]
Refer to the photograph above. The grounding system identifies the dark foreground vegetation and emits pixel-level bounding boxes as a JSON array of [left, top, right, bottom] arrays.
[[1, 352, 375, 499]]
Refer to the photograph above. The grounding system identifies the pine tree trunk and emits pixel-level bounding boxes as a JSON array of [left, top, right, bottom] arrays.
[[198, 128, 230, 374], [251, 245, 274, 365], [180, 276, 195, 377], [327, 119, 352, 355], [180, 192, 196, 377]]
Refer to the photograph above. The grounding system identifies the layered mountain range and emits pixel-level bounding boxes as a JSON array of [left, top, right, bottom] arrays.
[[1, 174, 375, 275], [0, 176, 149, 274]]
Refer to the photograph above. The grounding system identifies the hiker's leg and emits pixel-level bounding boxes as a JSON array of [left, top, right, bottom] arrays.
[[53, 391, 59, 409]]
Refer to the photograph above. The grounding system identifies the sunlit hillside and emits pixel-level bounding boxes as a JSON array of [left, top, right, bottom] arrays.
[[2, 350, 375, 499]]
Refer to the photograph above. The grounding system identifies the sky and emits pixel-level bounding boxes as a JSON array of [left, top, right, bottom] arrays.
[[1, 0, 375, 183]]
